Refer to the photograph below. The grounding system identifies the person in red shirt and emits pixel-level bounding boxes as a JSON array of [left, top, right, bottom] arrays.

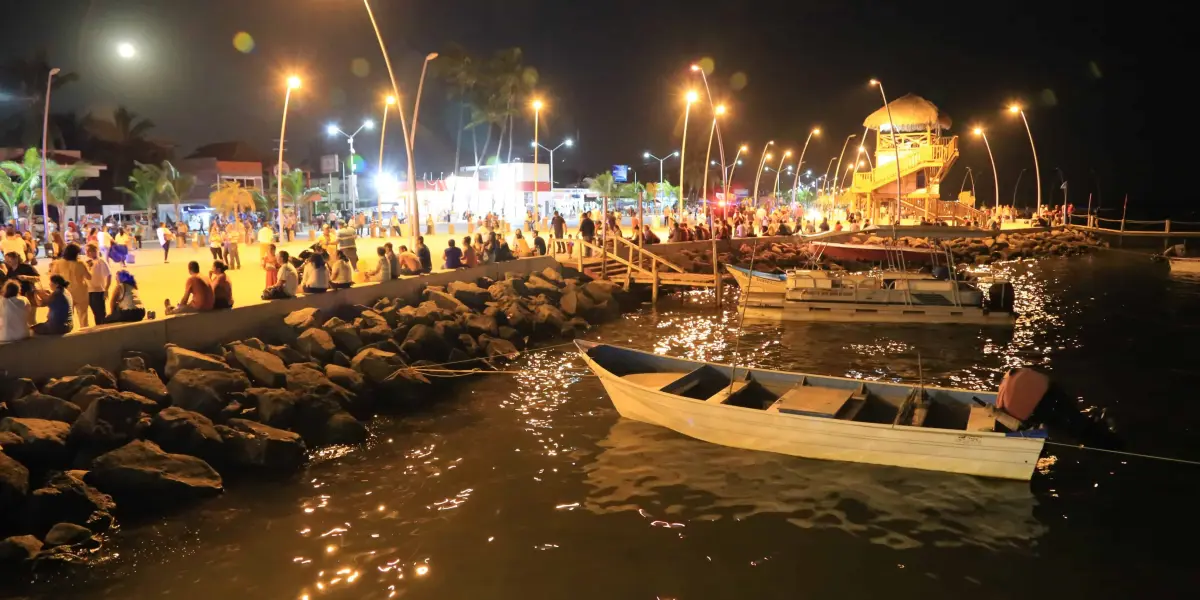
[[165, 261, 214, 315]]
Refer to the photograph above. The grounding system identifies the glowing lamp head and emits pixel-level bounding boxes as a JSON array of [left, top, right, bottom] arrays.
[[671, 151, 679, 157], [564, 139, 573, 147], [685, 90, 699, 104], [385, 95, 396, 105], [869, 78, 880, 86], [117, 42, 136, 59], [766, 153, 773, 160], [812, 128, 821, 135], [326, 124, 339, 136], [530, 141, 538, 148], [643, 152, 651, 158], [690, 64, 700, 72], [363, 119, 375, 130], [740, 145, 748, 152], [287, 76, 301, 90], [767, 140, 775, 145], [784, 150, 793, 157], [426, 52, 439, 61], [858, 161, 865, 167], [532, 99, 544, 111], [1008, 105, 1021, 114], [715, 104, 727, 115], [973, 127, 984, 135]]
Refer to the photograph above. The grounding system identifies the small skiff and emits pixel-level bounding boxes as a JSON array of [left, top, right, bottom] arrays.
[[725, 265, 940, 308], [577, 341, 1047, 480], [1168, 257, 1200, 274]]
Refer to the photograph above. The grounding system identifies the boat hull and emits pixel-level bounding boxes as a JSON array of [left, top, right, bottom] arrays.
[[812, 242, 942, 264], [725, 264, 788, 294], [744, 301, 1015, 325], [578, 346, 1044, 480], [1169, 257, 1200, 273]]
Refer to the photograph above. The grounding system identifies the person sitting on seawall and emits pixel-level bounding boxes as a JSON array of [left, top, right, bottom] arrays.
[[106, 270, 146, 323], [0, 281, 32, 342], [397, 245, 422, 276], [532, 229, 547, 256], [210, 260, 234, 309], [384, 243, 400, 280], [49, 243, 92, 328], [462, 236, 479, 268], [415, 236, 433, 273], [496, 236, 516, 262], [262, 250, 299, 300], [302, 251, 330, 294], [33, 275, 74, 335], [165, 260, 215, 315], [512, 230, 532, 258], [443, 238, 463, 269], [364, 246, 393, 282], [330, 250, 353, 289]]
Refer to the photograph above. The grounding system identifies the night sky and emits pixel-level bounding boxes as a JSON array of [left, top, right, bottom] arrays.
[[1, 0, 1183, 217]]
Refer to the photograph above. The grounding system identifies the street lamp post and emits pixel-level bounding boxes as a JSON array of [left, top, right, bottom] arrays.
[[821, 157, 837, 196], [691, 64, 729, 213], [378, 95, 396, 219], [831, 134, 857, 200], [1009, 105, 1042, 215], [1012, 168, 1026, 208], [678, 90, 699, 214], [972, 127, 1000, 210], [327, 120, 375, 211], [869, 79, 904, 224], [277, 76, 301, 231], [773, 150, 792, 198], [533, 138, 572, 193], [790, 128, 819, 201], [700, 105, 726, 207], [532, 99, 543, 223], [959, 166, 976, 198], [643, 151, 678, 204], [751, 141, 774, 204], [40, 67, 60, 244], [361, 0, 419, 243], [727, 145, 748, 184]]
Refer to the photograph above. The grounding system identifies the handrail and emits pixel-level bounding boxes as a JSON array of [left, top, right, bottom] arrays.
[[573, 237, 641, 273], [611, 235, 687, 274]]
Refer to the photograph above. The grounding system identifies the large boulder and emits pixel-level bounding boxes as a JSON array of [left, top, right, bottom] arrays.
[[351, 348, 407, 385], [85, 440, 223, 508], [559, 288, 578, 316], [464, 313, 499, 337], [448, 281, 491, 310], [167, 369, 251, 419], [0, 535, 42, 564], [164, 344, 237, 380], [0, 450, 29, 515], [119, 370, 169, 406], [533, 304, 567, 338], [69, 385, 115, 412], [230, 344, 289, 388], [524, 275, 563, 301], [458, 334, 481, 357], [324, 365, 365, 396], [148, 407, 224, 463], [582, 280, 619, 304], [70, 391, 155, 448], [497, 326, 526, 351], [267, 344, 308, 365], [76, 365, 118, 390], [25, 471, 116, 534], [284, 307, 322, 330], [43, 375, 96, 402], [9, 393, 81, 424], [323, 412, 368, 445], [0, 378, 37, 403], [426, 289, 470, 313], [488, 279, 525, 301], [295, 328, 336, 361], [481, 336, 520, 359], [44, 522, 93, 547], [218, 419, 306, 472], [0, 418, 71, 468], [284, 365, 355, 412], [503, 302, 534, 334], [540, 267, 565, 285], [328, 324, 364, 355]]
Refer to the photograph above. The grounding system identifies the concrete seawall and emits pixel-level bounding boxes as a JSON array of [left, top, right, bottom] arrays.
[[1, 256, 558, 382]]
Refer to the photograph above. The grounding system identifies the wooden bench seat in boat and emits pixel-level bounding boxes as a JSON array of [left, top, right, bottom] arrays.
[[771, 380, 867, 420], [966, 404, 997, 432], [622, 372, 690, 389], [655, 365, 750, 401]]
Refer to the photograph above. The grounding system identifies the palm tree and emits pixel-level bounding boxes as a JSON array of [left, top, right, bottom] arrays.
[[483, 48, 539, 164], [269, 171, 324, 222], [45, 161, 90, 229], [209, 181, 256, 221], [588, 172, 617, 201], [0, 50, 79, 147], [116, 164, 161, 216], [0, 172, 21, 223], [0, 148, 42, 225], [144, 160, 195, 223], [85, 106, 158, 189], [435, 43, 479, 176]]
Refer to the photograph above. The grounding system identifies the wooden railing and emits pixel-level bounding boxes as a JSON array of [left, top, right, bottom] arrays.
[[568, 233, 717, 300], [1067, 215, 1200, 236], [852, 137, 958, 192]]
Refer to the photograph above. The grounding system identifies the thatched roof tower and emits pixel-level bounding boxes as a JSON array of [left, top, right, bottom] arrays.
[[862, 94, 952, 132]]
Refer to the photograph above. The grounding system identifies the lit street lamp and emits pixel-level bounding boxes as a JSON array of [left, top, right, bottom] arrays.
[[532, 99, 543, 222], [831, 134, 857, 198], [327, 119, 375, 210], [820, 157, 837, 196], [40, 67, 60, 244], [533, 138, 573, 190], [116, 42, 136, 59], [790, 128, 819, 201], [701, 104, 726, 205], [276, 75, 301, 230], [728, 145, 748, 184], [1009, 104, 1042, 214], [644, 150, 678, 201], [773, 150, 792, 197], [692, 63, 729, 209], [678, 90, 699, 214], [377, 94, 397, 215], [972, 127, 1000, 210], [751, 140, 775, 204], [870, 79, 904, 224]]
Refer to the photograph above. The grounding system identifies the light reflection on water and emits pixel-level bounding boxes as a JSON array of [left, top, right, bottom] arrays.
[[19, 252, 1200, 600]]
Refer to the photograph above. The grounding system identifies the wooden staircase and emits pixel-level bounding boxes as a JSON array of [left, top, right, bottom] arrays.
[[558, 235, 718, 301]]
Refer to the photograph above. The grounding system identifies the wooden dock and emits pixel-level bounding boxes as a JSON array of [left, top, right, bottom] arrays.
[[555, 236, 718, 302]]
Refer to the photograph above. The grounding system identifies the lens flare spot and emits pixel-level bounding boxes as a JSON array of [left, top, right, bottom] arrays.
[[730, 72, 748, 91], [1040, 88, 1058, 107], [351, 58, 371, 78], [696, 57, 715, 75], [232, 31, 255, 54], [1088, 60, 1102, 79]]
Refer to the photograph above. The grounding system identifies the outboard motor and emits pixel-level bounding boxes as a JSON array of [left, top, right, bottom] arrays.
[[931, 265, 950, 280], [998, 368, 1120, 447], [986, 281, 1016, 313]]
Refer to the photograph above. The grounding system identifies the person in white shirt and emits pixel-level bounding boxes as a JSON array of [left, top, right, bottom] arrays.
[[95, 227, 112, 262], [263, 250, 299, 300], [301, 252, 329, 294], [330, 250, 353, 289], [0, 281, 31, 342], [84, 243, 112, 325], [157, 222, 174, 263]]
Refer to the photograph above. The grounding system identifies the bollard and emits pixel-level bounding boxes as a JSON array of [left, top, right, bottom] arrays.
[[448, 223, 455, 235]]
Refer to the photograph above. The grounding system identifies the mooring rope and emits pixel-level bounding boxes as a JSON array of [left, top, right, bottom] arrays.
[[1043, 441, 1200, 467]]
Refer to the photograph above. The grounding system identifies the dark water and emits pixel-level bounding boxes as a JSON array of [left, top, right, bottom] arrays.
[[12, 252, 1200, 599]]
